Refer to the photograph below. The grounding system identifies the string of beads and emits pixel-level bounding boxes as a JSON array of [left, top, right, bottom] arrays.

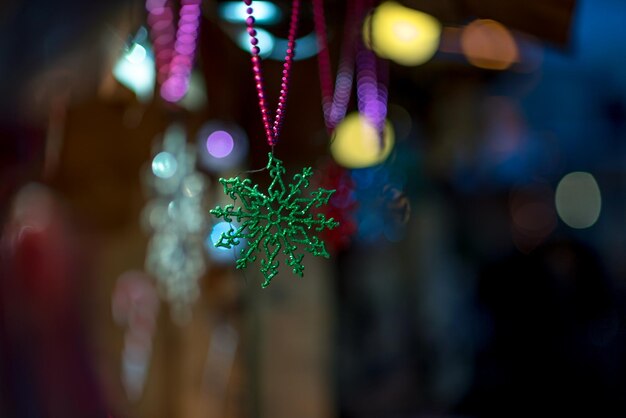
[[245, 0, 301, 146]]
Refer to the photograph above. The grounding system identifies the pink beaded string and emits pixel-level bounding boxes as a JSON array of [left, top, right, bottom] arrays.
[[313, 0, 388, 137], [146, 0, 202, 103], [356, 36, 389, 135], [312, 0, 360, 132], [245, 0, 301, 147]]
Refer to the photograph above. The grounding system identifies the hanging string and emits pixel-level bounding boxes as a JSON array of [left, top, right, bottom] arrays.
[[245, 0, 301, 147], [313, 0, 388, 141]]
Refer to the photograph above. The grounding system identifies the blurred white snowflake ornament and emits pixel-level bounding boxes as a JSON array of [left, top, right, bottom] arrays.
[[142, 124, 208, 324]]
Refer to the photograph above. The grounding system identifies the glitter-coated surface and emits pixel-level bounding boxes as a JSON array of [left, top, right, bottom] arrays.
[[210, 153, 339, 287]]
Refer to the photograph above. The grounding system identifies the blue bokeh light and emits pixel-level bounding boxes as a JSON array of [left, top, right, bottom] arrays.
[[152, 152, 178, 179]]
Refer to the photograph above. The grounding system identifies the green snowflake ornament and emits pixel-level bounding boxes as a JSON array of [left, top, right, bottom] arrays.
[[210, 153, 339, 287]]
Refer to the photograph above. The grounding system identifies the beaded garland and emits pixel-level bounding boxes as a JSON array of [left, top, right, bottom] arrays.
[[210, 0, 339, 286], [311, 0, 364, 250], [311, 0, 392, 250], [313, 0, 359, 132], [313, 0, 389, 135], [146, 0, 202, 103], [247, 0, 298, 146]]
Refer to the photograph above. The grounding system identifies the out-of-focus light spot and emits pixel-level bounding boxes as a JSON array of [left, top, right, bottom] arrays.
[[126, 43, 147, 64], [237, 27, 275, 58], [152, 152, 178, 178], [207, 131, 234, 159], [112, 270, 158, 401], [197, 121, 248, 172], [219, 1, 282, 24], [161, 76, 188, 103], [135, 26, 149, 43], [167, 200, 178, 219], [11, 183, 54, 234], [331, 112, 395, 168], [461, 19, 518, 70], [365, 1, 441, 66], [113, 41, 155, 102], [206, 221, 246, 262], [141, 200, 168, 232], [270, 32, 319, 61], [555, 172, 602, 229]]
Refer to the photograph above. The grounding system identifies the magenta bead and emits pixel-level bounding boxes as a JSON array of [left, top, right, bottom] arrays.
[[245, 0, 300, 147]]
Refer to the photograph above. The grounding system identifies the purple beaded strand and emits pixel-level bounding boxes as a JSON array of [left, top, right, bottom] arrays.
[[245, 0, 300, 147]]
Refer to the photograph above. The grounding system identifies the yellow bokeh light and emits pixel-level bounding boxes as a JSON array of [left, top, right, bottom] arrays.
[[461, 19, 518, 70], [331, 112, 395, 168], [364, 1, 441, 66]]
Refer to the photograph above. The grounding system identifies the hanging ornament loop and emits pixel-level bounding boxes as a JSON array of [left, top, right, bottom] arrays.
[[245, 0, 301, 147]]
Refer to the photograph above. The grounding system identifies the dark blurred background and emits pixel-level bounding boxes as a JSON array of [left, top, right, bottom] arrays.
[[4, 0, 626, 417]]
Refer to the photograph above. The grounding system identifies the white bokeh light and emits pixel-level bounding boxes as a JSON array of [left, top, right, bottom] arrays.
[[555, 171, 602, 229]]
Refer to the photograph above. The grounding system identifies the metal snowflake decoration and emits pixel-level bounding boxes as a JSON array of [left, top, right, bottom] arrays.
[[210, 153, 339, 287]]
